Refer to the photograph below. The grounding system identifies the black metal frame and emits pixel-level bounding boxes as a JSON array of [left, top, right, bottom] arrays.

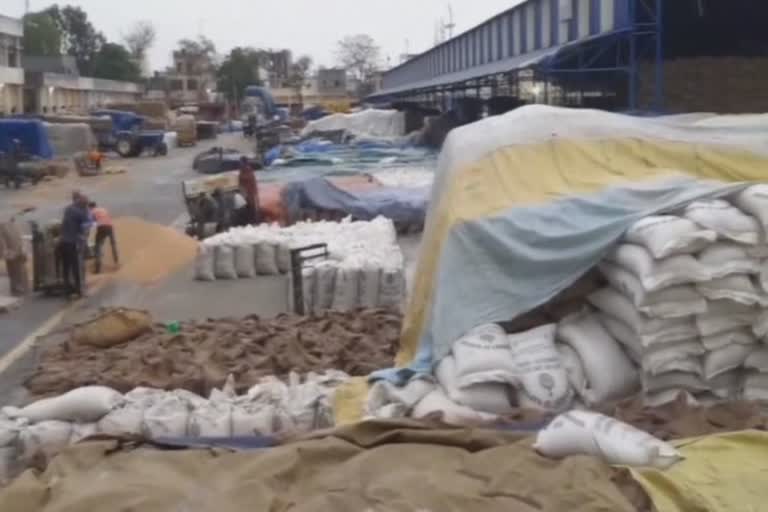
[[289, 243, 329, 315]]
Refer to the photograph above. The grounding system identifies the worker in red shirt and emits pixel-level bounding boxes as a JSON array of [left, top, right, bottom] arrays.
[[237, 156, 260, 225], [89, 201, 119, 273]]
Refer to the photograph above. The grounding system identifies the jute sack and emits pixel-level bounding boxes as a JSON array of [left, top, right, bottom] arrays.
[[71, 308, 153, 348]]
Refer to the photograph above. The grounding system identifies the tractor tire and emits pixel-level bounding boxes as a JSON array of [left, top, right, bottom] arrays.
[[116, 135, 136, 158], [154, 142, 168, 157]]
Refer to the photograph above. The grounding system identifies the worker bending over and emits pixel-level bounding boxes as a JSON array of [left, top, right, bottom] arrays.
[[89, 201, 119, 273]]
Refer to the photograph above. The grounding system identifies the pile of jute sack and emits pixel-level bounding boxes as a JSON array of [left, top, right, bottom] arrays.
[[368, 185, 768, 422], [0, 371, 349, 483], [195, 216, 406, 312]]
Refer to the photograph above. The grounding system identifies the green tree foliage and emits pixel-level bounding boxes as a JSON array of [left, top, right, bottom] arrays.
[[91, 43, 141, 82], [22, 11, 62, 56], [47, 5, 106, 75], [217, 47, 264, 102]]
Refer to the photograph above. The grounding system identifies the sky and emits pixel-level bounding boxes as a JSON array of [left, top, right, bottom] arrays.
[[6, 0, 524, 72]]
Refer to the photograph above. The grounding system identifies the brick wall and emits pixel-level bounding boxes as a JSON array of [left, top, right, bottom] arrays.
[[639, 57, 768, 114]]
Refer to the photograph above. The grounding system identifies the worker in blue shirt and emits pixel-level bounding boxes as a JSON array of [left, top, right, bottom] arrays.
[[58, 190, 91, 297]]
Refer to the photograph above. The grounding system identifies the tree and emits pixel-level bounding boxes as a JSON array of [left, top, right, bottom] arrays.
[[216, 47, 264, 103], [123, 20, 156, 73], [285, 55, 312, 111], [337, 34, 380, 96], [91, 43, 141, 82], [22, 11, 62, 56], [176, 36, 217, 74], [47, 5, 106, 75]]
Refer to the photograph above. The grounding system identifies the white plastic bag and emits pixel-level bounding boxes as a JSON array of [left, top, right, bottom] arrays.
[[378, 266, 405, 308], [412, 388, 498, 426], [604, 244, 711, 292], [599, 262, 706, 318], [696, 300, 757, 337], [696, 275, 766, 306], [453, 323, 516, 387], [331, 263, 360, 311], [187, 403, 233, 437], [97, 403, 145, 436], [358, 264, 381, 308], [234, 244, 256, 278], [624, 215, 717, 259], [141, 396, 190, 438], [508, 324, 572, 412], [589, 287, 698, 347], [194, 245, 216, 281], [2, 386, 124, 423], [313, 262, 337, 311], [214, 245, 238, 280], [534, 411, 683, 469], [231, 403, 275, 436], [703, 343, 755, 380], [435, 356, 516, 415], [255, 242, 279, 275], [556, 312, 638, 405], [701, 329, 757, 351], [683, 199, 759, 245], [16, 421, 73, 462], [698, 243, 760, 278]]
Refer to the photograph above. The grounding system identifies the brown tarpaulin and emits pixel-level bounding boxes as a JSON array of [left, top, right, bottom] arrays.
[[0, 420, 640, 512]]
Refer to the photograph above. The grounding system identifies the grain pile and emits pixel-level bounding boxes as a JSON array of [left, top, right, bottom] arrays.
[[25, 308, 401, 397], [109, 217, 197, 284]]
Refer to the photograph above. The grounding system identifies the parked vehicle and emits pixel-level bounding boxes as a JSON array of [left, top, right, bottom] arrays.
[[91, 110, 168, 158]]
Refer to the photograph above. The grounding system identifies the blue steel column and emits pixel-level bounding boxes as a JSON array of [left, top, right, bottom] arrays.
[[628, 0, 638, 110], [655, 0, 664, 111]]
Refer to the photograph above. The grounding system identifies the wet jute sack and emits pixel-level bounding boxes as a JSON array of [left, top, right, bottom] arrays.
[[71, 308, 153, 348]]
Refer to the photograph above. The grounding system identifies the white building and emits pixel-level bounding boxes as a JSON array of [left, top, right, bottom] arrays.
[[0, 15, 24, 115]]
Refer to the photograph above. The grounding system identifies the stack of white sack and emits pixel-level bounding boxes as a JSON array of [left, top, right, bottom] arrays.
[[589, 186, 768, 405], [0, 371, 349, 484], [194, 216, 406, 312]]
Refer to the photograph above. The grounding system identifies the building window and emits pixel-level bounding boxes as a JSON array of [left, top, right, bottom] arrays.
[[170, 80, 184, 91], [186, 79, 198, 91], [8, 48, 18, 68], [333, 80, 341, 87], [176, 62, 184, 73]]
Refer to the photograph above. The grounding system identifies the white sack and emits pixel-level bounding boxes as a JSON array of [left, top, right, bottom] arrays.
[[534, 410, 682, 469], [435, 356, 516, 415], [453, 323, 516, 387], [194, 245, 216, 281], [642, 340, 705, 376], [379, 266, 405, 308], [589, 287, 698, 347], [332, 264, 360, 311], [745, 348, 768, 372], [754, 309, 768, 339], [734, 185, 768, 235], [187, 403, 233, 437], [231, 404, 275, 436], [556, 312, 638, 404], [275, 243, 291, 274], [97, 403, 145, 436], [696, 300, 757, 337], [596, 314, 643, 362], [508, 324, 572, 411], [624, 215, 717, 259], [703, 343, 755, 380], [70, 423, 98, 443], [124, 387, 168, 407], [0, 418, 22, 447], [313, 262, 337, 311], [411, 388, 498, 426], [300, 266, 316, 314], [16, 421, 72, 462], [366, 378, 435, 418], [708, 372, 741, 400], [234, 243, 256, 278], [644, 390, 698, 408], [647, 357, 703, 377], [141, 396, 190, 438], [255, 242, 279, 275], [358, 264, 381, 308], [698, 243, 760, 278], [599, 262, 706, 318], [2, 386, 123, 423], [214, 245, 238, 280], [683, 199, 759, 245], [701, 329, 757, 351], [742, 372, 768, 401], [642, 372, 708, 394], [605, 244, 711, 292], [556, 344, 587, 398], [696, 275, 766, 306]]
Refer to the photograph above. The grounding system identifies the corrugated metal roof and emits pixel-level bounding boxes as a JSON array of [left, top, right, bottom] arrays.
[[369, 45, 561, 98]]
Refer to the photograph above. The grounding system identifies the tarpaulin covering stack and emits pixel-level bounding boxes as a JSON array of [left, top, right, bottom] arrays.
[[0, 119, 53, 159], [301, 109, 406, 138], [44, 122, 95, 157], [369, 105, 768, 388]]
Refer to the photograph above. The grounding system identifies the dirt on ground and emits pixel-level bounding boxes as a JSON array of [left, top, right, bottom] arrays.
[[25, 308, 402, 397]]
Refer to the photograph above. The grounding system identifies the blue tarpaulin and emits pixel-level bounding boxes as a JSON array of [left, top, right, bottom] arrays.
[[0, 119, 53, 159], [281, 177, 429, 226]]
